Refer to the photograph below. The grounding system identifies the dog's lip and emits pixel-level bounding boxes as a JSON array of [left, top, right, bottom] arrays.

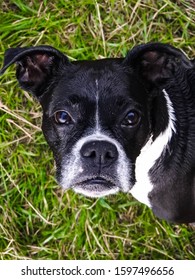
[[72, 176, 120, 197], [85, 177, 113, 185], [73, 176, 115, 189]]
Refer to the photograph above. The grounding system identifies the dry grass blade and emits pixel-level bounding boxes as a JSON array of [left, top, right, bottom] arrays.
[[0, 101, 41, 131]]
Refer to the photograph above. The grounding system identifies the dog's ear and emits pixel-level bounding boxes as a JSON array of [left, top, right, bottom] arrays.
[[0, 45, 70, 98], [124, 43, 193, 86]]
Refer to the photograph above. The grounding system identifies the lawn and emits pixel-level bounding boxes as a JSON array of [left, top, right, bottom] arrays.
[[0, 0, 195, 260]]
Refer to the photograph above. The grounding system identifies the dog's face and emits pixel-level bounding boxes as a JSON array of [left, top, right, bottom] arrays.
[[0, 43, 192, 198], [42, 60, 151, 197]]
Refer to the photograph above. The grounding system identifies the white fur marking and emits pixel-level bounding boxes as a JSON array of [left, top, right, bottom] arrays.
[[95, 79, 100, 131], [74, 185, 119, 198], [130, 89, 176, 207]]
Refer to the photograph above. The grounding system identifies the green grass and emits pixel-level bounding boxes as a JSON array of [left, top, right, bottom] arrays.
[[0, 0, 195, 260]]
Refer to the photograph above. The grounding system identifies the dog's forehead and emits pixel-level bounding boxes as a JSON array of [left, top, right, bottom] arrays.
[[54, 59, 143, 100]]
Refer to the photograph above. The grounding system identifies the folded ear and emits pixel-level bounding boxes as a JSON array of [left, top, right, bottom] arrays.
[[124, 42, 193, 87], [0, 45, 70, 98]]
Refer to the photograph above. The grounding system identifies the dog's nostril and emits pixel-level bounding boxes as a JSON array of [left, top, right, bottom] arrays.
[[80, 140, 118, 167], [83, 149, 96, 158], [83, 150, 96, 158], [106, 150, 116, 159], [91, 150, 96, 158]]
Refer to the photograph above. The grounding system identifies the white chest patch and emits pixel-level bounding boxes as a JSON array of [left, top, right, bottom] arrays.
[[130, 89, 176, 207]]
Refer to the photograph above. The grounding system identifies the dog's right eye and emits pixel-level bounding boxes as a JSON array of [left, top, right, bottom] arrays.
[[54, 111, 73, 125], [122, 110, 141, 127]]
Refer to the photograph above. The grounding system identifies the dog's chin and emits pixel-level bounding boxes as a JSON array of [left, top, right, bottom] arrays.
[[72, 178, 120, 198]]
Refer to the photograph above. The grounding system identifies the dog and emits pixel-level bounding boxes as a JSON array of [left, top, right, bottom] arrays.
[[1, 43, 195, 223]]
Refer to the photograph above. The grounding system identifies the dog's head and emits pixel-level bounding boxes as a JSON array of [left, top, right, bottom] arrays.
[[0, 43, 192, 197]]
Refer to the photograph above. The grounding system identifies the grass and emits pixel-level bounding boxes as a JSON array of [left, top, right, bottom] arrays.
[[0, 0, 195, 260]]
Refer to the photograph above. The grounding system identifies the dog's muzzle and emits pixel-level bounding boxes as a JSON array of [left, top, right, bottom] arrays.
[[58, 133, 132, 197]]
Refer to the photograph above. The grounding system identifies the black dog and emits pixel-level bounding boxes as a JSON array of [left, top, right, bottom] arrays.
[[1, 43, 195, 223]]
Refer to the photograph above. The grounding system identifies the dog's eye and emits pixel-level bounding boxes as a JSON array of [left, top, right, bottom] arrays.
[[122, 110, 140, 127], [54, 111, 73, 125]]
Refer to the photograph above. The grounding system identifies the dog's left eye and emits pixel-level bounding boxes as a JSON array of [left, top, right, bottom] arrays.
[[54, 111, 73, 125], [122, 110, 141, 127]]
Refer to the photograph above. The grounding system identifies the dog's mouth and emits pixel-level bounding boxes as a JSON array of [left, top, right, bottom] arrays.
[[72, 176, 119, 197], [83, 177, 114, 186]]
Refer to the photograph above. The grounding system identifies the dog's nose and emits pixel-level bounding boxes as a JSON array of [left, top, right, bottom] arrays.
[[80, 140, 118, 167]]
